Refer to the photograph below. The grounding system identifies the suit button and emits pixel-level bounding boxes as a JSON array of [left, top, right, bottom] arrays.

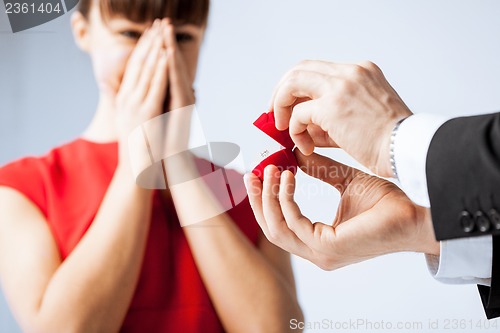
[[460, 211, 475, 233], [488, 209, 500, 230], [475, 211, 491, 232]]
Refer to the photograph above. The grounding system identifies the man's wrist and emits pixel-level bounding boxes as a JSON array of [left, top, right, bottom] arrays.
[[376, 115, 412, 178], [415, 205, 440, 256], [397, 203, 439, 255], [388, 116, 411, 179]]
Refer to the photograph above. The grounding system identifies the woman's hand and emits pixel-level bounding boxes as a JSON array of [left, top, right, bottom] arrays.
[[161, 19, 196, 155], [245, 150, 440, 271], [162, 20, 196, 111], [114, 19, 169, 156], [271, 60, 412, 177], [114, 19, 197, 189], [160, 20, 199, 192]]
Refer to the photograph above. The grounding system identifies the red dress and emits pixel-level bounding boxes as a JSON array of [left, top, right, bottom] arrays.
[[0, 139, 260, 332]]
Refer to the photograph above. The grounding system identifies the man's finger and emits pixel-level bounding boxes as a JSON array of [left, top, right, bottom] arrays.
[[259, 166, 314, 255], [306, 123, 339, 148], [244, 172, 270, 237], [246, 172, 308, 254], [261, 166, 289, 240], [269, 61, 358, 114], [287, 98, 325, 156], [273, 70, 329, 131], [295, 151, 363, 194], [278, 170, 315, 245]]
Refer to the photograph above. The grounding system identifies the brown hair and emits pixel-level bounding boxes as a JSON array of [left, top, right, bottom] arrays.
[[78, 0, 210, 26]]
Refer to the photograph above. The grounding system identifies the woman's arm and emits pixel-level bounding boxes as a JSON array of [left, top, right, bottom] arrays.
[[156, 20, 303, 332], [0, 21, 171, 333], [160, 108, 303, 333], [182, 213, 303, 333], [166, 180, 303, 333], [0, 163, 152, 333]]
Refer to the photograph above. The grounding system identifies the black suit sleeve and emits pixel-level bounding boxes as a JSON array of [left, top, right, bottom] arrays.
[[426, 112, 500, 241], [426, 112, 500, 318], [478, 236, 500, 319]]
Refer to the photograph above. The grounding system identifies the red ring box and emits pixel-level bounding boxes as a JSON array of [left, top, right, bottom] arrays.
[[252, 112, 298, 181]]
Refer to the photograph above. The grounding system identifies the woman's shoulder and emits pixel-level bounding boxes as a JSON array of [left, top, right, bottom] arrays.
[[1, 138, 118, 172], [0, 138, 118, 215], [0, 138, 97, 175], [0, 140, 73, 216]]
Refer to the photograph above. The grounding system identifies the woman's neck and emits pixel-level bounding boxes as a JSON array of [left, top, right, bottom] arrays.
[[82, 95, 118, 143]]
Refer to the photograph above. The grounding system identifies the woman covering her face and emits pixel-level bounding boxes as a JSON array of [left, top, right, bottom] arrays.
[[0, 1, 303, 332]]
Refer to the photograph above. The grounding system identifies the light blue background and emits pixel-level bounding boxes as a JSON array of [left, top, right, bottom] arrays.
[[1, 1, 500, 332]]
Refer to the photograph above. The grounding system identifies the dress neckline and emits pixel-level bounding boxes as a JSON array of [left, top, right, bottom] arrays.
[[77, 137, 118, 146]]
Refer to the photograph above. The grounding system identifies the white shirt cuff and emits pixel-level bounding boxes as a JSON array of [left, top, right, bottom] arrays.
[[425, 236, 492, 286], [393, 113, 450, 207], [393, 113, 493, 286]]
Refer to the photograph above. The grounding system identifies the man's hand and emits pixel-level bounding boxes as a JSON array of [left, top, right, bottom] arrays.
[[245, 151, 439, 270], [271, 60, 412, 177]]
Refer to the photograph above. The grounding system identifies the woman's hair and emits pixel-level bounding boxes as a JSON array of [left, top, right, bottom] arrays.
[[78, 0, 210, 26]]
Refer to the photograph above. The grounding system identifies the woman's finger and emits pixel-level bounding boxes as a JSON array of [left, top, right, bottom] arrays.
[[162, 21, 194, 110], [120, 20, 160, 95], [135, 33, 164, 102], [162, 19, 176, 50], [143, 48, 169, 117]]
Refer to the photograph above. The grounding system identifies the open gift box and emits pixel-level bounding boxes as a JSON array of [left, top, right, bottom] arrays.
[[252, 112, 298, 181]]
